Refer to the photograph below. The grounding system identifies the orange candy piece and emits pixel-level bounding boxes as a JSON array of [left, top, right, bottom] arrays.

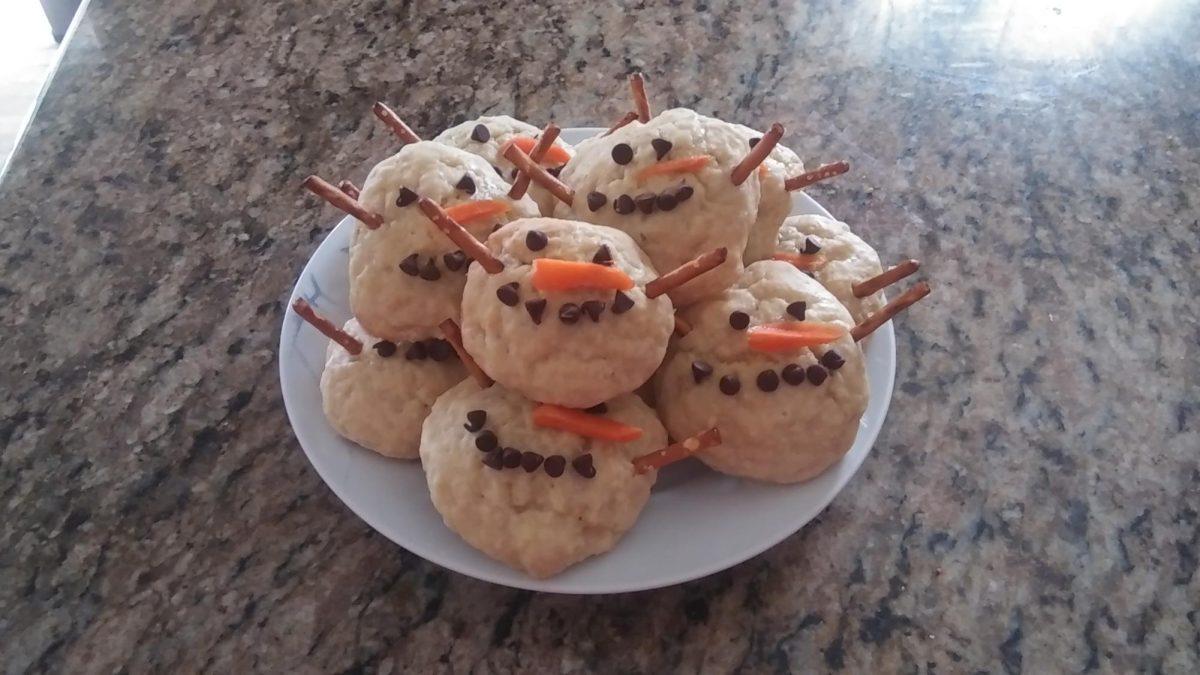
[[636, 155, 711, 181], [531, 258, 635, 292], [746, 321, 846, 352], [532, 404, 643, 442], [503, 136, 572, 166], [443, 200, 510, 224], [771, 252, 828, 271]]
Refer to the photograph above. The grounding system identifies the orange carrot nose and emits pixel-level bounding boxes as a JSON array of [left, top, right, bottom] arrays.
[[502, 136, 572, 166], [532, 258, 635, 292], [532, 404, 643, 442], [747, 321, 846, 352], [444, 199, 510, 224], [636, 155, 712, 181], [771, 252, 828, 272]]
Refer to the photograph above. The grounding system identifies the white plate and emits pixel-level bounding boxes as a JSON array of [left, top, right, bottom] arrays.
[[279, 127, 896, 594]]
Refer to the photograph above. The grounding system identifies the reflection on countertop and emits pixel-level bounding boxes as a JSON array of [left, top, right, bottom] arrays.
[[0, 0, 1197, 673]]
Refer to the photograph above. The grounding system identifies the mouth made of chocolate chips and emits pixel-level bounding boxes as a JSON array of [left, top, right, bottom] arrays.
[[458, 407, 596, 479]]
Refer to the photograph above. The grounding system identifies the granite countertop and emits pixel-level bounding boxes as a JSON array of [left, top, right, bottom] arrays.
[[1, 0, 1197, 672]]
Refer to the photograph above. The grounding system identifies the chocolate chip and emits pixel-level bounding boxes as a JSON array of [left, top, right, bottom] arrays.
[[611, 290, 634, 314], [614, 194, 635, 215], [572, 453, 596, 479], [373, 340, 397, 357], [757, 369, 780, 392], [657, 191, 678, 211], [496, 282, 520, 306], [443, 250, 467, 271], [476, 430, 499, 452], [494, 165, 504, 177], [692, 360, 713, 383], [395, 187, 418, 207], [820, 350, 845, 370], [547, 166, 563, 178], [651, 138, 672, 160], [405, 341, 427, 360], [719, 375, 741, 396], [587, 191, 608, 212], [471, 124, 490, 143], [559, 303, 581, 324], [521, 451, 544, 472], [806, 365, 828, 385], [456, 175, 476, 195], [584, 403, 608, 415], [525, 230, 548, 251], [749, 137, 762, 148], [524, 298, 547, 325], [676, 185, 694, 202], [593, 244, 614, 266], [399, 253, 420, 276], [782, 363, 806, 385], [612, 143, 634, 165], [582, 300, 606, 322], [502, 447, 522, 469], [465, 409, 487, 432], [420, 258, 441, 281], [635, 193, 657, 214], [544, 455, 566, 477], [803, 237, 822, 255], [510, 167, 519, 180], [787, 301, 807, 321], [428, 338, 454, 361], [482, 448, 504, 469], [729, 311, 750, 330]]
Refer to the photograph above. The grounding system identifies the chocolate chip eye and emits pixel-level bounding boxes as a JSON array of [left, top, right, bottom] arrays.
[[802, 238, 821, 255], [471, 124, 490, 143], [651, 138, 672, 160], [464, 409, 487, 432], [729, 311, 750, 330], [748, 137, 762, 149], [373, 340, 397, 357], [786, 301, 807, 321], [396, 187, 418, 207], [612, 143, 634, 165], [691, 360, 713, 383], [525, 230, 548, 251], [496, 282, 520, 306], [456, 174, 476, 195]]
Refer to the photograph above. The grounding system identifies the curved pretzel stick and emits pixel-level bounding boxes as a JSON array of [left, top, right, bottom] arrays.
[[439, 319, 493, 388], [604, 111, 639, 137], [372, 102, 421, 144], [508, 124, 562, 199], [632, 428, 721, 474], [852, 259, 920, 298], [338, 180, 360, 200], [673, 315, 692, 337], [784, 161, 850, 192], [629, 73, 651, 123], [503, 144, 575, 206], [851, 281, 931, 342], [731, 123, 784, 186], [645, 247, 728, 299], [302, 175, 383, 229], [292, 298, 362, 355], [417, 198, 504, 274]]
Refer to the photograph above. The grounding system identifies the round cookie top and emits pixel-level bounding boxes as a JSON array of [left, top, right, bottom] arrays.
[[728, 122, 806, 263], [460, 217, 675, 409], [420, 380, 667, 579], [349, 141, 540, 340], [553, 108, 761, 306], [321, 319, 466, 459], [655, 261, 869, 483], [776, 214, 884, 324]]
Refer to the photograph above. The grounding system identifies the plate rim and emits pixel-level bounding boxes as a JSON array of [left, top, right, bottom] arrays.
[[279, 127, 897, 594]]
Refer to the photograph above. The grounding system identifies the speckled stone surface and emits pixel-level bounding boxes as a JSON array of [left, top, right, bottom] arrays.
[[1, 0, 1197, 672]]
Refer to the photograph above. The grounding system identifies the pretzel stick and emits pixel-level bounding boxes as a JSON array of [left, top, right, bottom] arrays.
[[731, 123, 784, 186], [645, 247, 728, 299], [632, 428, 721, 474], [338, 180, 360, 200], [604, 111, 639, 137], [291, 298, 362, 355], [439, 319, 493, 388], [302, 176, 383, 229], [784, 161, 850, 192], [503, 144, 575, 206], [852, 259, 921, 298], [417, 198, 504, 274], [673, 315, 692, 337], [372, 102, 421, 144], [851, 282, 930, 342], [629, 73, 651, 123], [508, 124, 562, 199]]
